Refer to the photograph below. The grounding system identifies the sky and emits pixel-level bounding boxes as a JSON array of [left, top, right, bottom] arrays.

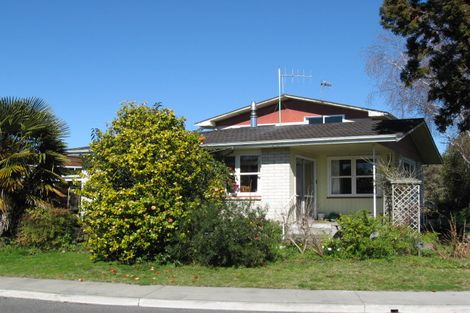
[[0, 0, 446, 150]]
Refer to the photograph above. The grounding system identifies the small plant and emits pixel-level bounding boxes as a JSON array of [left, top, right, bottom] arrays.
[[281, 195, 327, 256], [324, 210, 420, 259], [445, 216, 469, 259], [15, 207, 79, 250], [326, 212, 340, 221]]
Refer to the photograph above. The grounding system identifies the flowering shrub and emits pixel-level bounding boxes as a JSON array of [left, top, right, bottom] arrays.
[[324, 211, 420, 259], [82, 103, 228, 263]]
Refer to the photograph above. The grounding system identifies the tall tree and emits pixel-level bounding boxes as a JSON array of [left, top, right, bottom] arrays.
[[0, 97, 68, 236], [365, 32, 436, 123], [440, 134, 470, 224], [380, 0, 470, 133], [82, 102, 227, 263]]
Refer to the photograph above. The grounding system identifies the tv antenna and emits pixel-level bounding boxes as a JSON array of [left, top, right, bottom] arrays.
[[277, 68, 312, 124], [320, 80, 332, 88]]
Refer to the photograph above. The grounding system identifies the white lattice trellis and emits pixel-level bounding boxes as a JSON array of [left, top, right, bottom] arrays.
[[383, 178, 421, 232]]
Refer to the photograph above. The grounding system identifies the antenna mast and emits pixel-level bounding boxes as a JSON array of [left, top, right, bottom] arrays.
[[277, 67, 312, 124]]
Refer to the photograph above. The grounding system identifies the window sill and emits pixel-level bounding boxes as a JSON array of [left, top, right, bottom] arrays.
[[227, 195, 262, 200]]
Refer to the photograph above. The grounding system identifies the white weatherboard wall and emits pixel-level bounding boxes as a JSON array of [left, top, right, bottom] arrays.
[[260, 148, 292, 220]]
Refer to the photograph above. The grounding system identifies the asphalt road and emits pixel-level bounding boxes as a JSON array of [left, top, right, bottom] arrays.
[[0, 297, 306, 313]]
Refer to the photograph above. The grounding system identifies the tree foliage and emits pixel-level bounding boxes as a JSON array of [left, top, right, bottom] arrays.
[[365, 32, 436, 122], [439, 135, 470, 222], [82, 102, 227, 263], [380, 0, 470, 133], [0, 97, 68, 236], [423, 134, 470, 228]]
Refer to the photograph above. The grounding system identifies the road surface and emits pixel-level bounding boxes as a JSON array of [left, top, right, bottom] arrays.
[[0, 297, 305, 313]]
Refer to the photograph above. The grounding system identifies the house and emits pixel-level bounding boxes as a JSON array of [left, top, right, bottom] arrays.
[[196, 94, 442, 221], [63, 146, 89, 211]]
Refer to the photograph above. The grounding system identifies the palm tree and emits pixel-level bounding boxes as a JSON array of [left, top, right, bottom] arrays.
[[0, 97, 68, 236]]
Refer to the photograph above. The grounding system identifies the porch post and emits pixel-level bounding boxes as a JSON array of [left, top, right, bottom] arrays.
[[372, 145, 377, 218]]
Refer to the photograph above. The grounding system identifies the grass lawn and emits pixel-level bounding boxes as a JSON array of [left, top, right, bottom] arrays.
[[0, 246, 469, 291]]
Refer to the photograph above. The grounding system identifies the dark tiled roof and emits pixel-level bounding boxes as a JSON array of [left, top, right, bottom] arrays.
[[201, 118, 423, 145]]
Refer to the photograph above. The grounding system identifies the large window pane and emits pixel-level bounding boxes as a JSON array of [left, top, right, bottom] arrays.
[[331, 177, 351, 194], [223, 156, 235, 172], [324, 115, 343, 123], [356, 159, 373, 175], [240, 156, 258, 172], [356, 177, 373, 194], [307, 117, 322, 124], [331, 160, 351, 176], [240, 175, 258, 192]]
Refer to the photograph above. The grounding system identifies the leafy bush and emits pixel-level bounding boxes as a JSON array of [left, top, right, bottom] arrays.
[[326, 212, 340, 221], [15, 207, 78, 249], [324, 211, 420, 259], [169, 201, 281, 267], [82, 103, 228, 263]]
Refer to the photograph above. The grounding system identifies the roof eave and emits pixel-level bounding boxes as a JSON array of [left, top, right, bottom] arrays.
[[397, 122, 442, 164], [202, 134, 398, 149]]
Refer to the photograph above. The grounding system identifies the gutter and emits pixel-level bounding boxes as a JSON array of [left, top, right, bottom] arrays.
[[202, 134, 398, 149]]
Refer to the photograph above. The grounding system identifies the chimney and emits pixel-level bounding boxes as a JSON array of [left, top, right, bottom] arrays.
[[250, 101, 257, 127]]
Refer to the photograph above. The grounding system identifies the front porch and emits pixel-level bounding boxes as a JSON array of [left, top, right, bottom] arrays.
[[257, 143, 395, 221]]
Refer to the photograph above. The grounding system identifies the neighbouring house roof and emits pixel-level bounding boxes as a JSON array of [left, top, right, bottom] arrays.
[[64, 146, 90, 168], [201, 118, 442, 164], [195, 94, 393, 128], [65, 146, 91, 157], [64, 156, 83, 168]]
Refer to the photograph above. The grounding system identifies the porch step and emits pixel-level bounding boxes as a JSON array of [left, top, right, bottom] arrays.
[[288, 221, 339, 237]]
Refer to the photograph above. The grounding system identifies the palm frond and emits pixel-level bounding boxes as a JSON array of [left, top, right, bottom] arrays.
[[0, 97, 69, 234]]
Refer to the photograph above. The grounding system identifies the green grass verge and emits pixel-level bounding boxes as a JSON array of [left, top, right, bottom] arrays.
[[0, 246, 468, 291]]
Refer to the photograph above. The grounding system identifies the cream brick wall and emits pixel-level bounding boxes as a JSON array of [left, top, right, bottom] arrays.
[[259, 148, 292, 221]]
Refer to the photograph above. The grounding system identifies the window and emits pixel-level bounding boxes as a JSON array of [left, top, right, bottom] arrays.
[[329, 157, 374, 196], [306, 115, 344, 124], [355, 159, 373, 194], [307, 116, 323, 125], [330, 160, 352, 194], [239, 156, 259, 192], [400, 158, 416, 175], [224, 156, 235, 172], [324, 115, 343, 123], [223, 155, 260, 194]]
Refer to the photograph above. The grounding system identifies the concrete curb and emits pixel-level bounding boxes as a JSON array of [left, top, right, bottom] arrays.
[[2, 288, 470, 313], [0, 290, 139, 307], [0, 289, 364, 312]]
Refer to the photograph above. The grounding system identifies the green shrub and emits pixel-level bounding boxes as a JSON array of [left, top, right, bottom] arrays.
[[15, 207, 78, 249], [324, 211, 420, 259], [326, 212, 340, 221], [82, 103, 228, 263], [169, 201, 281, 267]]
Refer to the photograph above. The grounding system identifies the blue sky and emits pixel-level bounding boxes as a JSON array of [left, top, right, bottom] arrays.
[[0, 1, 445, 149]]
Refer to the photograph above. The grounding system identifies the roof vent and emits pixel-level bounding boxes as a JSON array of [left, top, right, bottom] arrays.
[[250, 101, 257, 127]]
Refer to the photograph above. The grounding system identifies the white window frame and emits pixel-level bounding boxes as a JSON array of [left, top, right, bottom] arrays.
[[327, 156, 375, 197], [305, 114, 345, 124], [225, 153, 261, 196]]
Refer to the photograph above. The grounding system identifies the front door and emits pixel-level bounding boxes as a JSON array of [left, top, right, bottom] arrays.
[[295, 158, 316, 220]]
